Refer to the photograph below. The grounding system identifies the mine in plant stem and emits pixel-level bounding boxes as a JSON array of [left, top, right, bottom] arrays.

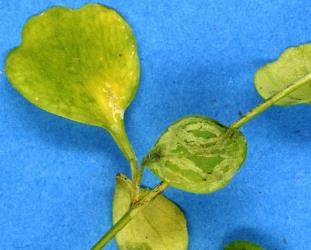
[[92, 175, 171, 250]]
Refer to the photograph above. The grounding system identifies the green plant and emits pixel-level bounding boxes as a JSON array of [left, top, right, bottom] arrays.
[[5, 3, 310, 250]]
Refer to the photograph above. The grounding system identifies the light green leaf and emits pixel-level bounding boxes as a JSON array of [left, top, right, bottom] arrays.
[[5, 4, 140, 158], [224, 240, 265, 250], [142, 116, 247, 193], [255, 44, 311, 105], [113, 174, 188, 250]]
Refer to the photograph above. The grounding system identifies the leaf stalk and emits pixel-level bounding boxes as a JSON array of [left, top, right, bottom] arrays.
[[110, 121, 141, 200]]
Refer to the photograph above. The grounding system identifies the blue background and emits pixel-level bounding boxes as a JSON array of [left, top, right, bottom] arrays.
[[0, 1, 310, 249]]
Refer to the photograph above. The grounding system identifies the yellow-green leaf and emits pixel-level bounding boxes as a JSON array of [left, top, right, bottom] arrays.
[[142, 116, 247, 193], [5, 4, 140, 158], [113, 174, 188, 250], [224, 240, 265, 250], [255, 44, 311, 105]]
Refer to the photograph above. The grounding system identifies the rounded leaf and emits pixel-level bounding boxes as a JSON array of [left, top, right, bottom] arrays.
[[255, 44, 311, 106], [113, 174, 188, 250], [142, 116, 247, 193], [224, 240, 265, 250], [5, 4, 140, 131]]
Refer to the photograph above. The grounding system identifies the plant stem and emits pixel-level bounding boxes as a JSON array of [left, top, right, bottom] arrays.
[[230, 74, 311, 129], [136, 164, 146, 191], [130, 159, 140, 201], [91, 181, 169, 250]]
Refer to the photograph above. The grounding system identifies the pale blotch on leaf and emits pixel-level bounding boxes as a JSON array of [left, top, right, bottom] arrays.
[[142, 116, 247, 193], [5, 4, 140, 159], [113, 174, 188, 250], [255, 44, 311, 105]]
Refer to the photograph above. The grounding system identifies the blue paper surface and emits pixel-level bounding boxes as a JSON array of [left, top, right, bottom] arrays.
[[0, 1, 310, 249]]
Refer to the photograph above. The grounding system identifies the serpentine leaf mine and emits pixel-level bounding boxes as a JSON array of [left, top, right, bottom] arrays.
[[142, 116, 247, 193]]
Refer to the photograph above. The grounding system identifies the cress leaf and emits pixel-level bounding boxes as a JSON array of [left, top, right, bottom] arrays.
[[113, 174, 188, 250], [5, 4, 140, 158], [254, 44, 311, 105], [142, 115, 247, 193], [224, 240, 265, 250]]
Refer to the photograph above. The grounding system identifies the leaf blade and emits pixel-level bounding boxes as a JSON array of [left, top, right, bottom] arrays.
[[142, 115, 247, 193], [254, 44, 311, 106], [224, 240, 265, 250], [113, 174, 188, 250], [5, 3, 140, 131]]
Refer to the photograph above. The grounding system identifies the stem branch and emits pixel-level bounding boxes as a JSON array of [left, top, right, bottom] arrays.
[[91, 181, 169, 250], [230, 73, 311, 129]]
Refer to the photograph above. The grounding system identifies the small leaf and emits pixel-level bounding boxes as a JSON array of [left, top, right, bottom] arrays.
[[142, 116, 247, 193], [224, 240, 265, 250], [255, 44, 311, 105], [5, 4, 140, 157], [113, 174, 188, 250]]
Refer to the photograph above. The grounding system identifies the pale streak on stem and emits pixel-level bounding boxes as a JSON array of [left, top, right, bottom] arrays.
[[91, 181, 169, 250]]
